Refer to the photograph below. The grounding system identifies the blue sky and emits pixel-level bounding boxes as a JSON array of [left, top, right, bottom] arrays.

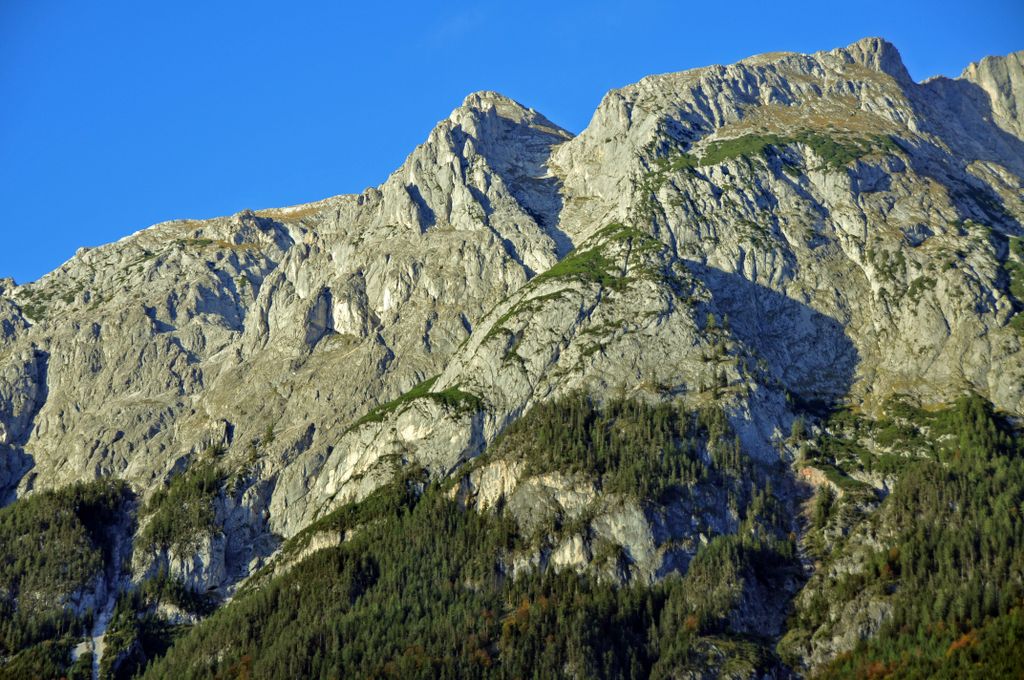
[[1, 1, 1021, 283]]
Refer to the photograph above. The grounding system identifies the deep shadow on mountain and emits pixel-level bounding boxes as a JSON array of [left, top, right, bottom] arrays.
[[904, 77, 1024, 233], [688, 262, 860, 414], [448, 104, 574, 257], [0, 447, 33, 507], [0, 350, 48, 507]]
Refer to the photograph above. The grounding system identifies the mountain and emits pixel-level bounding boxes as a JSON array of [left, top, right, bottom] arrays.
[[1, 37, 1023, 678]]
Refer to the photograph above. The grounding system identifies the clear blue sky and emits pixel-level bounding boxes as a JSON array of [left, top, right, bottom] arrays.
[[1, 1, 1021, 283]]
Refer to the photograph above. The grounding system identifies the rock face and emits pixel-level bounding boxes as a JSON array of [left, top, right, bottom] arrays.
[[1, 37, 1023, 668], [962, 51, 1024, 138]]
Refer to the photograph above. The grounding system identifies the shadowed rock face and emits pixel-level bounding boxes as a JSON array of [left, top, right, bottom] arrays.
[[0, 38, 1022, 606], [961, 50, 1024, 139]]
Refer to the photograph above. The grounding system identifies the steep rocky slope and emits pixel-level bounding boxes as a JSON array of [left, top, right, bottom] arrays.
[[1, 37, 1023, 677]]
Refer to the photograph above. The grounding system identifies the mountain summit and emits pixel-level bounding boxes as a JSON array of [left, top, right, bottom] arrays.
[[2, 38, 1024, 678]]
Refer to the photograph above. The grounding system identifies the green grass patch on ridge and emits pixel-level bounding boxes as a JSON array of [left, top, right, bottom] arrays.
[[700, 132, 899, 170], [345, 376, 482, 433]]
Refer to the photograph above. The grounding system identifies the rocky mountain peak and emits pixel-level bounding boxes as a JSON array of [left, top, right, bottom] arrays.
[[369, 86, 573, 268], [960, 49, 1024, 137], [828, 36, 914, 85], [454, 90, 568, 133]]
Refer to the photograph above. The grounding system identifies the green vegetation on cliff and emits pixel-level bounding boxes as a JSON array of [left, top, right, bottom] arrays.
[[140, 461, 224, 558], [141, 396, 798, 679], [782, 394, 1024, 677], [141, 480, 795, 679], [346, 375, 483, 432], [0, 479, 129, 658], [700, 132, 900, 170], [4, 392, 1021, 678], [491, 393, 714, 501]]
